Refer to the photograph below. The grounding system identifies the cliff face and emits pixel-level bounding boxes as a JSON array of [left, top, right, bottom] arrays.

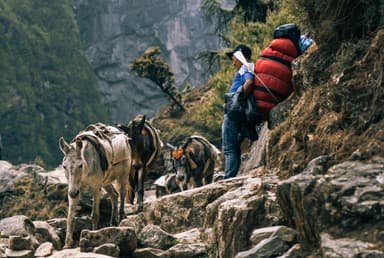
[[72, 0, 225, 122]]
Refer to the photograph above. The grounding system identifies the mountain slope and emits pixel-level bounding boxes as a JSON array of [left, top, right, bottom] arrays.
[[268, 0, 384, 176], [0, 0, 108, 167]]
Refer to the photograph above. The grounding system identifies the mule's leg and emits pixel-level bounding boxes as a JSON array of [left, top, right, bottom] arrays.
[[204, 174, 214, 185], [117, 177, 127, 221], [195, 176, 203, 187], [104, 184, 118, 226], [91, 188, 101, 230], [64, 195, 78, 248], [137, 167, 145, 212], [205, 162, 215, 185], [127, 173, 135, 205]]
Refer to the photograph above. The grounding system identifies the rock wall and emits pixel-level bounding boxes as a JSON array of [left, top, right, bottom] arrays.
[[72, 0, 225, 122]]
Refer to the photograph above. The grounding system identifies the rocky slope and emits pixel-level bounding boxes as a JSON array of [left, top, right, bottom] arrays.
[[0, 137, 383, 257]]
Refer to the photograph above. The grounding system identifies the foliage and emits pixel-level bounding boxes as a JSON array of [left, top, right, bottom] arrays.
[[236, 0, 278, 22], [0, 0, 108, 168], [130, 47, 184, 110]]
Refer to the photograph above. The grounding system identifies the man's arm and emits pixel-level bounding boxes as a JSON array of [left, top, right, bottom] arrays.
[[242, 78, 254, 97]]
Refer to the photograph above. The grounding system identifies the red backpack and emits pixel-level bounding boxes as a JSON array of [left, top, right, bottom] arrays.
[[252, 23, 301, 120]]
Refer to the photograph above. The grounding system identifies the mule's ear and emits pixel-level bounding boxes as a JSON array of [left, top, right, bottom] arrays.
[[139, 115, 146, 129], [166, 143, 176, 150], [59, 137, 70, 154], [116, 124, 129, 134]]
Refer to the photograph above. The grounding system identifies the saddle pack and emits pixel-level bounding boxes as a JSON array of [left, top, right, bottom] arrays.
[[75, 123, 130, 171]]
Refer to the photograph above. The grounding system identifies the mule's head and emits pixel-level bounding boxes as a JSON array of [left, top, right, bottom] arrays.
[[127, 114, 146, 172], [59, 137, 86, 199], [171, 147, 189, 190]]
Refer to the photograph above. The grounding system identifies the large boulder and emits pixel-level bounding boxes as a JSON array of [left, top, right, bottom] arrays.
[[277, 157, 384, 253], [0, 216, 36, 238]]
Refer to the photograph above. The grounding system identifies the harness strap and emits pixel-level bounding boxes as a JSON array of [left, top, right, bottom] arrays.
[[145, 122, 163, 166], [254, 73, 280, 103], [192, 136, 214, 177], [253, 85, 287, 101], [260, 55, 292, 68], [78, 135, 109, 172], [190, 135, 218, 161]]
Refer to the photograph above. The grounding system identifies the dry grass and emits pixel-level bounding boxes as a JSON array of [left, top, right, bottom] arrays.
[[0, 177, 67, 220], [268, 28, 384, 178]]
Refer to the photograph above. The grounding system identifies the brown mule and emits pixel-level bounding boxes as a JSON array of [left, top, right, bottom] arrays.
[[118, 114, 163, 212]]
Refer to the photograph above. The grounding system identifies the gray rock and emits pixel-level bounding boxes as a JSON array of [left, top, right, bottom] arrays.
[[277, 159, 384, 252], [320, 233, 384, 258], [93, 243, 120, 258], [47, 248, 114, 258], [138, 224, 176, 250], [277, 172, 322, 250], [301, 155, 332, 175], [37, 166, 67, 185], [235, 237, 290, 258], [8, 236, 33, 251], [250, 226, 297, 246], [133, 247, 168, 258], [79, 227, 136, 256], [46, 218, 67, 245], [206, 177, 281, 258], [4, 248, 34, 258], [0, 163, 28, 193], [277, 244, 304, 258], [167, 243, 207, 258], [119, 213, 146, 236], [174, 228, 201, 244], [239, 123, 269, 174], [0, 216, 35, 237], [33, 221, 62, 250], [34, 242, 54, 257]]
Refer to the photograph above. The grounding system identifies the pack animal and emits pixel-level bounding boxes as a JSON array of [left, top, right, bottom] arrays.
[[170, 135, 219, 190], [118, 114, 162, 212], [154, 173, 180, 198], [59, 123, 132, 248]]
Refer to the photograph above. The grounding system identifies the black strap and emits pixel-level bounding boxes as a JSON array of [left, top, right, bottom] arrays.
[[254, 86, 287, 102], [80, 136, 109, 171], [260, 55, 292, 68]]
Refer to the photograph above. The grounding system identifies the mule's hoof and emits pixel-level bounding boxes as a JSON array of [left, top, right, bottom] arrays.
[[138, 206, 143, 213]]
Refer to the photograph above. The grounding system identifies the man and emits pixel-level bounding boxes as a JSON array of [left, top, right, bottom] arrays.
[[222, 25, 314, 179], [222, 44, 255, 179]]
